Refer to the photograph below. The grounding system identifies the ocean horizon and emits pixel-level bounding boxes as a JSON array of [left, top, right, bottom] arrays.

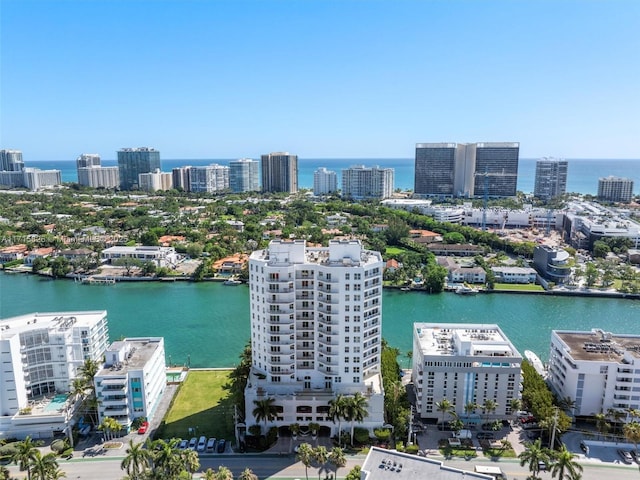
[[22, 158, 640, 196]]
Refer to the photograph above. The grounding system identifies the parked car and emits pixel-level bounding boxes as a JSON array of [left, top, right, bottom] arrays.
[[618, 449, 633, 464], [206, 438, 216, 453], [137, 421, 149, 434], [217, 439, 226, 453], [538, 461, 548, 471], [178, 439, 188, 450], [476, 432, 495, 440], [197, 436, 207, 452], [580, 441, 589, 454], [188, 437, 197, 451]]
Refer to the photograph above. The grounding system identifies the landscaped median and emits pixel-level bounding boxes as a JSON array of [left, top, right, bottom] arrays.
[[156, 369, 236, 446]]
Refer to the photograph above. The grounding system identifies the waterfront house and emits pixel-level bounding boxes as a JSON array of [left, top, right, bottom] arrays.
[[533, 245, 572, 284], [25, 247, 55, 266], [100, 245, 180, 268], [491, 266, 538, 284], [0, 244, 28, 263], [427, 243, 482, 257], [211, 253, 248, 275]]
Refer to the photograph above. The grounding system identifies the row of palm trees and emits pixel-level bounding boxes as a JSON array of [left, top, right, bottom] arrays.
[[119, 438, 259, 480], [435, 398, 510, 430], [251, 392, 370, 448], [7, 436, 65, 480], [518, 438, 583, 480], [295, 443, 347, 480]]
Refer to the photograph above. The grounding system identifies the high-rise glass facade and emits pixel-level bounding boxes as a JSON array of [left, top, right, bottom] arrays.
[[261, 152, 298, 193], [534, 158, 568, 200], [229, 158, 260, 193], [117, 147, 161, 190]]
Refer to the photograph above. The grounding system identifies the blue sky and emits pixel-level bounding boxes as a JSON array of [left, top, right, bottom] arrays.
[[1, 0, 638, 160]]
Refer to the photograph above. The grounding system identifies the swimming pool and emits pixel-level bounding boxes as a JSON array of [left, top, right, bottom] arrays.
[[44, 394, 69, 413]]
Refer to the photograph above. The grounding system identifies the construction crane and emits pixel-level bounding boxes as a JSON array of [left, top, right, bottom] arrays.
[[474, 169, 518, 231]]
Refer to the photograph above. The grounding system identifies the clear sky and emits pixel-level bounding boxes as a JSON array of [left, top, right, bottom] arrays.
[[1, 0, 638, 160]]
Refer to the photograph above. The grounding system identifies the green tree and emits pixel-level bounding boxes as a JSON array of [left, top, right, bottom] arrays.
[[482, 399, 498, 426], [519, 438, 551, 479], [443, 232, 466, 244], [252, 397, 278, 434], [120, 440, 151, 480], [28, 450, 63, 480], [313, 446, 328, 480], [140, 231, 159, 246], [344, 465, 361, 480], [592, 240, 610, 259], [328, 394, 348, 447], [11, 436, 42, 480], [31, 257, 48, 273], [50, 257, 71, 278], [328, 447, 347, 479], [594, 412, 610, 439], [435, 399, 454, 430], [344, 392, 369, 446], [623, 421, 640, 457], [213, 465, 234, 480], [549, 444, 583, 480], [296, 442, 314, 480], [237, 468, 258, 480], [584, 263, 599, 287]]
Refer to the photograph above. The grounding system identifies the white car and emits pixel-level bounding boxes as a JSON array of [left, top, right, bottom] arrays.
[[197, 436, 207, 452], [188, 437, 197, 450]]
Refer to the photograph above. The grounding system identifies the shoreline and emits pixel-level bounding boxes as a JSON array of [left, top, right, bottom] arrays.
[[4, 268, 640, 301]]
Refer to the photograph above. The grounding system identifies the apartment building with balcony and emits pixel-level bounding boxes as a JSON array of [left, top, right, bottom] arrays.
[[94, 337, 166, 431], [0, 311, 109, 439], [412, 323, 522, 422], [245, 239, 385, 436], [548, 329, 640, 418]]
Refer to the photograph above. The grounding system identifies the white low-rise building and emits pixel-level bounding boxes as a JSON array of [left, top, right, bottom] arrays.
[[0, 311, 109, 440], [548, 329, 640, 418], [94, 337, 166, 432], [491, 266, 537, 284], [101, 246, 180, 268], [412, 323, 522, 422]]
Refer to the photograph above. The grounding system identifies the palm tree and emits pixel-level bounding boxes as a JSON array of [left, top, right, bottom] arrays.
[[344, 393, 368, 446], [202, 468, 216, 480], [593, 412, 610, 440], [252, 397, 278, 434], [296, 442, 314, 480], [549, 444, 583, 480], [150, 438, 183, 479], [328, 447, 347, 479], [28, 450, 61, 480], [121, 439, 151, 479], [463, 402, 477, 428], [181, 448, 200, 477], [77, 358, 100, 390], [11, 435, 42, 480], [214, 466, 234, 480], [238, 468, 258, 480], [435, 399, 454, 430], [518, 438, 550, 479], [510, 398, 523, 418], [482, 399, 498, 427], [314, 446, 329, 480], [624, 421, 640, 457], [328, 394, 348, 446]]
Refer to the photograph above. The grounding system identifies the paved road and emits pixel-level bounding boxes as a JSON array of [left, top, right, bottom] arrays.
[[6, 452, 640, 480]]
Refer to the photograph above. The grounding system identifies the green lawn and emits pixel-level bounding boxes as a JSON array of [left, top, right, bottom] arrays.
[[385, 246, 409, 256], [493, 283, 545, 292], [156, 370, 236, 443]]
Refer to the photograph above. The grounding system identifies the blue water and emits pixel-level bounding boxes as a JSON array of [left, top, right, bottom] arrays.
[[25, 158, 640, 195], [2, 273, 639, 368]]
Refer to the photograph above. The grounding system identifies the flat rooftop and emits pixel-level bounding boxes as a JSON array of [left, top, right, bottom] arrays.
[[0, 311, 107, 337], [361, 447, 492, 480], [415, 323, 521, 358], [555, 330, 640, 362], [98, 338, 163, 375]]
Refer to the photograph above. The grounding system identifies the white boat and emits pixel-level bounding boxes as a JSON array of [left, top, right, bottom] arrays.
[[223, 278, 242, 286], [455, 285, 478, 295], [525, 350, 546, 378]]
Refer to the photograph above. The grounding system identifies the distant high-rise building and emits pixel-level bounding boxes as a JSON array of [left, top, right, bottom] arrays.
[[76, 153, 119, 189], [229, 158, 260, 193], [76, 153, 101, 170], [23, 168, 62, 191], [414, 142, 519, 198], [0, 149, 25, 172], [139, 169, 173, 192], [341, 165, 394, 200], [598, 176, 634, 202], [189, 164, 230, 193], [172, 166, 192, 192], [313, 167, 338, 196], [261, 152, 298, 193], [78, 166, 120, 189], [117, 147, 161, 190], [534, 158, 568, 200], [245, 239, 385, 436]]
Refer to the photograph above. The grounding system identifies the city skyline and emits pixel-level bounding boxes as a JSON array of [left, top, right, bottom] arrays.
[[1, 1, 639, 160]]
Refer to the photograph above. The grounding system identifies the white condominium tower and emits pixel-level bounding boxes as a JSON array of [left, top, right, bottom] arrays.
[[313, 167, 338, 196], [76, 153, 120, 189], [412, 323, 522, 422], [189, 164, 230, 193], [245, 239, 385, 435], [598, 176, 634, 203], [341, 165, 394, 200], [534, 158, 568, 200], [261, 152, 298, 193], [0, 149, 24, 172], [229, 158, 260, 193]]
